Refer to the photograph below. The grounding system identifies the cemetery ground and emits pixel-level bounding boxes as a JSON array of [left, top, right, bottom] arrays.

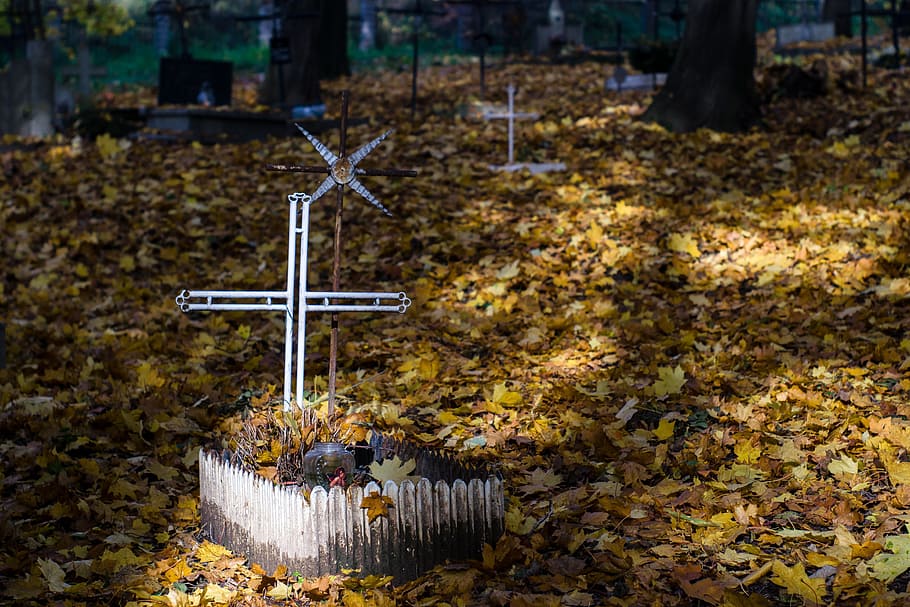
[[2, 48, 910, 607]]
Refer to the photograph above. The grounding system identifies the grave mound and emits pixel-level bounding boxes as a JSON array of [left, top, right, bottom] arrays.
[[201, 432, 503, 582]]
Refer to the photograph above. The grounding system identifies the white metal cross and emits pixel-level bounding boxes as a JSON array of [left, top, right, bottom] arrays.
[[175, 191, 411, 411], [484, 83, 539, 165]]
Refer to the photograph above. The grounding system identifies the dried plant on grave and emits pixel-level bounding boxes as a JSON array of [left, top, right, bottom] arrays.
[[230, 396, 377, 485], [230, 402, 316, 482]]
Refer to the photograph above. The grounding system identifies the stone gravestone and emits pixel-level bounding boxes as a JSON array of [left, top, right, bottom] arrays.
[[150, 0, 172, 55], [776, 21, 835, 48], [605, 67, 666, 92], [485, 84, 566, 174], [158, 57, 232, 106], [535, 0, 584, 54], [359, 0, 377, 51], [176, 91, 504, 581], [0, 39, 54, 136], [149, 0, 233, 106]]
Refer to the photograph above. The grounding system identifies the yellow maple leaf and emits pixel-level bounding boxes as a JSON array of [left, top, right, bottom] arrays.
[[343, 574, 394, 590], [827, 454, 858, 477], [369, 456, 418, 485], [586, 221, 603, 248], [342, 591, 368, 607], [146, 459, 179, 481], [668, 232, 701, 258], [653, 418, 676, 441], [653, 365, 686, 396], [163, 558, 192, 584], [826, 140, 850, 158], [137, 361, 166, 390], [202, 583, 236, 604], [266, 581, 292, 599], [197, 540, 232, 563], [734, 440, 761, 465], [98, 547, 143, 573], [869, 535, 910, 583], [491, 382, 522, 406], [505, 505, 537, 535], [95, 133, 118, 158], [519, 468, 563, 494], [878, 444, 910, 486], [96, 133, 130, 159], [37, 558, 69, 592], [361, 490, 395, 523], [770, 560, 826, 605], [397, 351, 440, 380], [496, 259, 521, 280]]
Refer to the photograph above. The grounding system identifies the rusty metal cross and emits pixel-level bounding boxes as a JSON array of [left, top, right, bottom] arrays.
[[267, 90, 417, 416]]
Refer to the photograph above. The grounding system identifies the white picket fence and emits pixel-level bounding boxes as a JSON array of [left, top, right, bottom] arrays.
[[199, 451, 505, 581]]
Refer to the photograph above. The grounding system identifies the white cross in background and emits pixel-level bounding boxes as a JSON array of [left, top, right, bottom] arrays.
[[176, 191, 411, 411], [484, 83, 539, 166]]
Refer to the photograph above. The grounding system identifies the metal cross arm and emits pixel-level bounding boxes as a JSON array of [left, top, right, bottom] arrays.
[[176, 290, 289, 312], [175, 184, 413, 413], [305, 291, 411, 313]]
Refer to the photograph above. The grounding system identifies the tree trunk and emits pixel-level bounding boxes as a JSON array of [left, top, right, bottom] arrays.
[[822, 0, 853, 37], [261, 0, 322, 108], [317, 1, 349, 79], [260, 1, 349, 107], [640, 0, 760, 133]]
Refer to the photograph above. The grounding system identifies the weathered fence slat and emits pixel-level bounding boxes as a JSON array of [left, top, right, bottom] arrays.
[[364, 481, 382, 576], [468, 478, 486, 553], [349, 485, 365, 574], [434, 480, 451, 566], [451, 480, 469, 562], [416, 479, 434, 573], [399, 481, 418, 581], [199, 447, 504, 582], [383, 480, 401, 577], [312, 488, 329, 575]]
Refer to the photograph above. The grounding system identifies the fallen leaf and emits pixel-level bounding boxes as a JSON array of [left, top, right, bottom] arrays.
[[369, 456, 418, 485], [361, 491, 395, 524], [770, 560, 826, 605], [37, 558, 69, 592], [653, 365, 686, 396], [197, 541, 233, 563]]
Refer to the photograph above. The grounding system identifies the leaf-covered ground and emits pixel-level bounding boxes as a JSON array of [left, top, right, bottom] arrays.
[[2, 45, 910, 606]]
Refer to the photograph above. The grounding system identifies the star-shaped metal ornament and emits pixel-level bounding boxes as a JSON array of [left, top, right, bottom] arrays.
[[268, 90, 417, 216], [297, 126, 395, 215]]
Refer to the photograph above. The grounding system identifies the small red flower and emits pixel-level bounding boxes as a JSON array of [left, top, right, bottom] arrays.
[[328, 467, 347, 488]]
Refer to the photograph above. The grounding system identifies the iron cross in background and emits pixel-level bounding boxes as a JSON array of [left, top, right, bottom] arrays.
[[268, 90, 418, 415], [381, 0, 447, 118], [444, 0, 521, 100]]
